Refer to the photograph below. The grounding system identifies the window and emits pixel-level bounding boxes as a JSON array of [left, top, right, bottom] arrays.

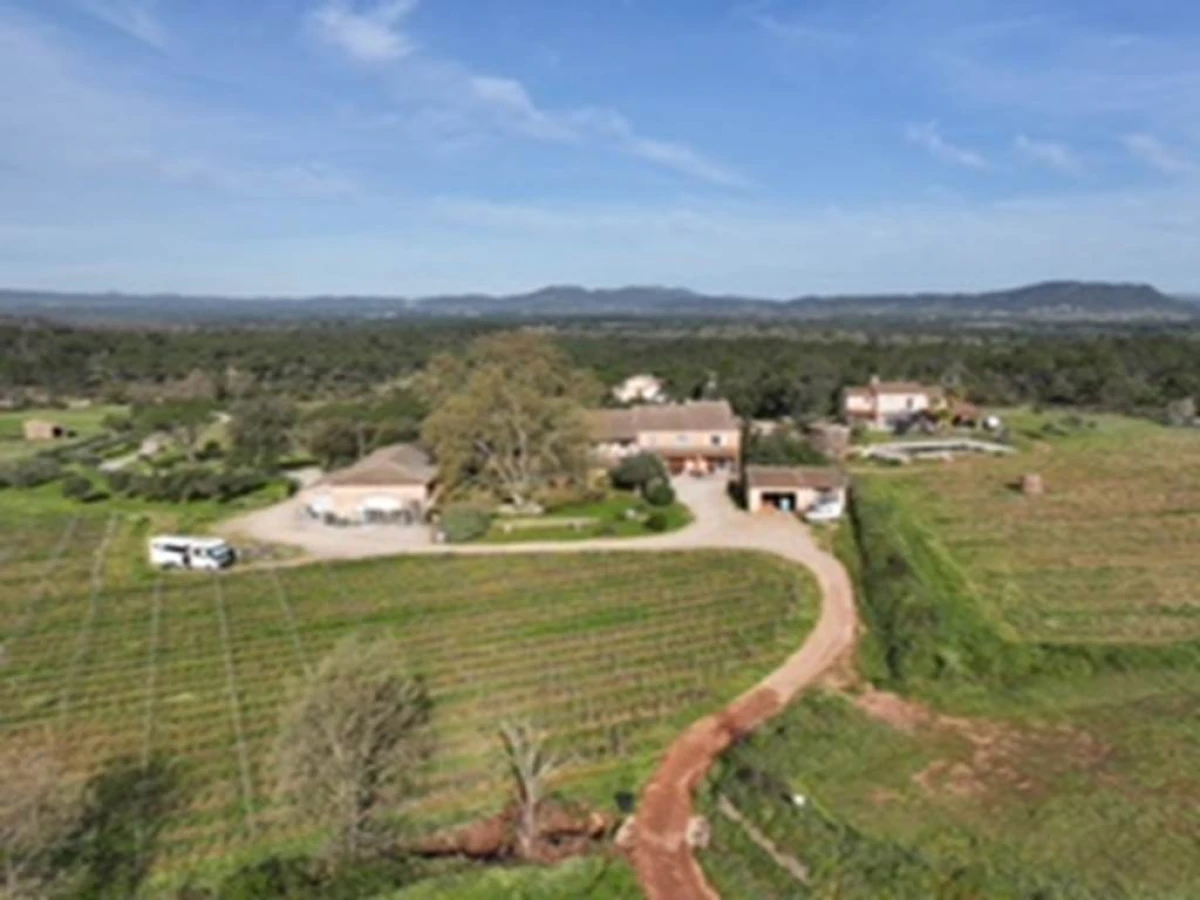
[[676, 434, 688, 445], [710, 434, 723, 447]]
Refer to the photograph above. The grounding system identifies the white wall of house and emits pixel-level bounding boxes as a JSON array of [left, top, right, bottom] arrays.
[[613, 375, 666, 404], [299, 484, 430, 521], [638, 429, 741, 452], [844, 394, 875, 416], [748, 485, 846, 514], [875, 392, 934, 417]]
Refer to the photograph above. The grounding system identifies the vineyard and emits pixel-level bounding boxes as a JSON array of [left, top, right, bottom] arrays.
[[863, 415, 1200, 643], [690, 413, 1200, 898], [0, 512, 816, 887]]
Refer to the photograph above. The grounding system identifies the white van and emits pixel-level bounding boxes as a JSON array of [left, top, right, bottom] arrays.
[[149, 536, 237, 571]]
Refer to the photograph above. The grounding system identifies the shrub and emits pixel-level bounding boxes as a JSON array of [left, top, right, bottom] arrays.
[[610, 453, 668, 492], [644, 479, 676, 508], [645, 511, 670, 532], [440, 505, 493, 544], [62, 474, 96, 502], [1, 457, 63, 489]]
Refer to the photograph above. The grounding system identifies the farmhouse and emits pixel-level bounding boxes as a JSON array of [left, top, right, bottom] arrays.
[[613, 373, 667, 405], [843, 377, 946, 431], [299, 444, 437, 525], [22, 419, 76, 442], [745, 465, 848, 514], [590, 399, 741, 475]]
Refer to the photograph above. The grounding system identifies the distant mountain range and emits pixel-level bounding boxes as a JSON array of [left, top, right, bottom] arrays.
[[0, 281, 1195, 326]]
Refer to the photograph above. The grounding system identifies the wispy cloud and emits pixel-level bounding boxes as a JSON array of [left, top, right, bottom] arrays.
[[905, 122, 989, 171], [150, 154, 358, 197], [78, 0, 166, 49], [310, 0, 417, 63], [1123, 134, 1196, 176], [311, 2, 745, 187], [0, 18, 357, 200], [1014, 135, 1083, 175]]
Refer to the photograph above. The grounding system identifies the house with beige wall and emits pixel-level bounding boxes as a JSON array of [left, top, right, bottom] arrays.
[[299, 444, 436, 525], [23, 419, 75, 442], [745, 466, 848, 514], [590, 400, 741, 475], [843, 377, 946, 431]]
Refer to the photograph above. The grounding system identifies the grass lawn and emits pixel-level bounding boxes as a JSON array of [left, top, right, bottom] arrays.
[[481, 492, 692, 544], [700, 672, 1200, 899], [388, 855, 638, 899], [853, 411, 1200, 643], [0, 516, 817, 892], [0, 404, 129, 462], [0, 477, 293, 536]]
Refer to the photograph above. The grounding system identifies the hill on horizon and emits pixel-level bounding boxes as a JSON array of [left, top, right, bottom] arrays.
[[0, 280, 1194, 326]]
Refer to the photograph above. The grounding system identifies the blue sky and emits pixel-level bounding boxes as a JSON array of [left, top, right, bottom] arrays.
[[3, 0, 1200, 297]]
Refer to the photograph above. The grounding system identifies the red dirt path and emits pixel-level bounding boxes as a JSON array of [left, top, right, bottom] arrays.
[[630, 533, 859, 900]]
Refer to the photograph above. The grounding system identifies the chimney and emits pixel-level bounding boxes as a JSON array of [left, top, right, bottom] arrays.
[[869, 374, 881, 390]]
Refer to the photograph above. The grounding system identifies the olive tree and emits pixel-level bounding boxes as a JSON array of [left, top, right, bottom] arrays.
[[275, 636, 433, 861]]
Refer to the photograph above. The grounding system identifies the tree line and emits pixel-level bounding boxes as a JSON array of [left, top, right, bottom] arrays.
[[3, 320, 1199, 422]]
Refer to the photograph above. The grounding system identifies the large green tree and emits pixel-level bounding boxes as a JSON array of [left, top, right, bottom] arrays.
[[420, 333, 601, 506], [229, 396, 297, 470]]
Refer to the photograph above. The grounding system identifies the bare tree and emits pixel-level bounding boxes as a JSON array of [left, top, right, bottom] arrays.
[[498, 721, 565, 861], [275, 635, 433, 861], [0, 739, 81, 899]]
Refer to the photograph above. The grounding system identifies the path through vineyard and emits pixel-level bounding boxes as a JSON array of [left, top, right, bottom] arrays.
[[228, 476, 860, 898]]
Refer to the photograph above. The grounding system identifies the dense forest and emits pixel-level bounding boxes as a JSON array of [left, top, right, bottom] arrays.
[[2, 319, 1199, 422]]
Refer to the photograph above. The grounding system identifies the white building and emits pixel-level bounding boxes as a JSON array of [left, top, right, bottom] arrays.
[[612, 374, 667, 405], [843, 377, 946, 431]]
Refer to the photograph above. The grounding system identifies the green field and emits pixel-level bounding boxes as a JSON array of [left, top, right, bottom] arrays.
[[0, 405, 128, 461], [692, 413, 1200, 899], [0, 514, 816, 891], [858, 413, 1200, 643]]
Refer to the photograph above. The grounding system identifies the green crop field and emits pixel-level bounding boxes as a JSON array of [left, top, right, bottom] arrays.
[[692, 413, 1200, 899], [859, 413, 1200, 643], [0, 513, 816, 890]]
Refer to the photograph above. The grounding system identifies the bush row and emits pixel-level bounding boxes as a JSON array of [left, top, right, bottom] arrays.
[[839, 479, 1200, 692], [105, 466, 272, 504]]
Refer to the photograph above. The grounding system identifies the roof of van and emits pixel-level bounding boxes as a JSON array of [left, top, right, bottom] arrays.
[[150, 536, 229, 547]]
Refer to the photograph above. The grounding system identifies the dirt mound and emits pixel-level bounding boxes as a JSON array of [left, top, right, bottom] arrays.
[[415, 799, 614, 863], [855, 688, 1111, 802]]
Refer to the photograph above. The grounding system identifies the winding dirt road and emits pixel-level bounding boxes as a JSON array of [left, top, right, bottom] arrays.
[[223, 477, 860, 899]]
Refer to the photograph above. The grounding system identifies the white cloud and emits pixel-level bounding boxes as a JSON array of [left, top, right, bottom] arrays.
[[310, 3, 744, 186], [466, 76, 578, 141], [1014, 135, 1083, 175], [78, 0, 166, 49], [905, 122, 989, 170], [0, 18, 357, 200], [310, 0, 418, 63], [1123, 134, 1196, 176]]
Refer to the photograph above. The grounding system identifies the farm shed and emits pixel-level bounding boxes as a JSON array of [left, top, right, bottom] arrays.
[[299, 444, 437, 525], [745, 465, 848, 514], [23, 419, 75, 442]]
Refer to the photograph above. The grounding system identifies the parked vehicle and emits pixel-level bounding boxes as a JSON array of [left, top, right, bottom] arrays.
[[149, 536, 237, 571], [804, 498, 845, 525]]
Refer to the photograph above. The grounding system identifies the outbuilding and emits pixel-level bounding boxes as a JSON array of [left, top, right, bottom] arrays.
[[745, 465, 848, 515], [299, 444, 437, 526], [23, 419, 75, 442]]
